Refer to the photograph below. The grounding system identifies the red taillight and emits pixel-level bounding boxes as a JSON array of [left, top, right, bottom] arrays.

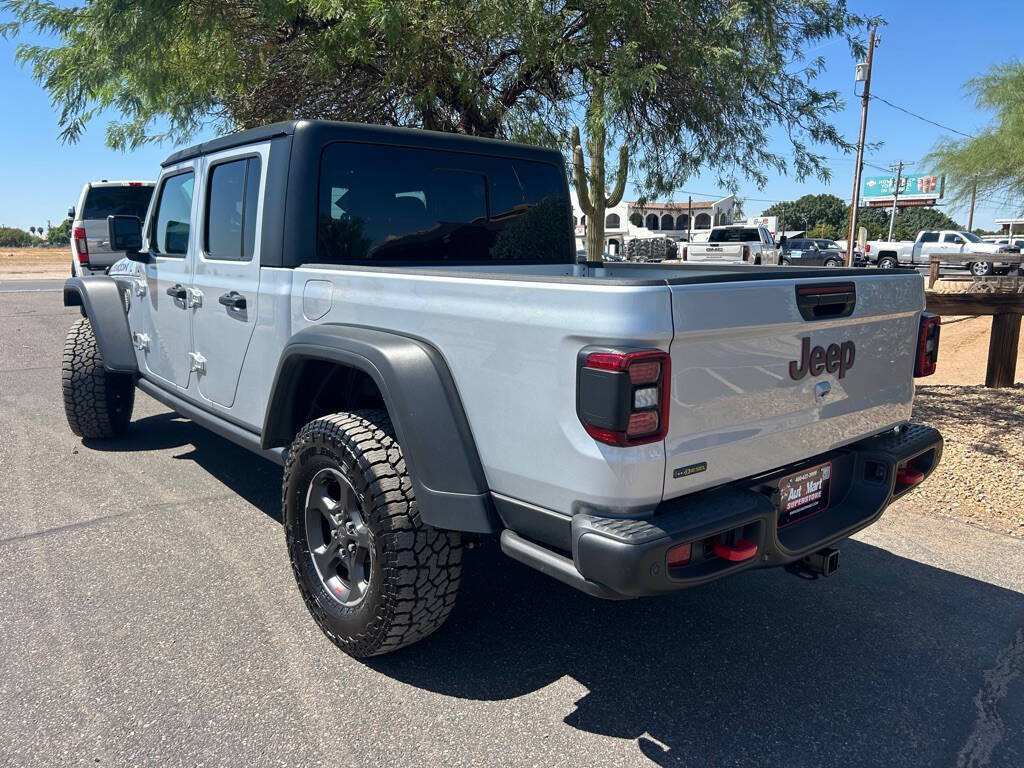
[[667, 542, 692, 567], [914, 313, 941, 377], [742, 245, 751, 262], [578, 349, 670, 446], [865, 243, 871, 253], [73, 227, 89, 263]]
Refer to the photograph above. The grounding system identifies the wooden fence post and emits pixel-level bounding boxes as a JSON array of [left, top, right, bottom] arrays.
[[985, 313, 1023, 388]]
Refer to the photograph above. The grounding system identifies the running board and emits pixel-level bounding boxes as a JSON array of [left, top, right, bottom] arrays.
[[499, 530, 627, 600], [136, 379, 286, 466]]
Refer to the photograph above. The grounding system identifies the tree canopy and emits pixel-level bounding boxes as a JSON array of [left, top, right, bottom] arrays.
[[762, 193, 847, 234], [761, 192, 962, 240], [925, 61, 1024, 211], [3, 0, 871, 197]]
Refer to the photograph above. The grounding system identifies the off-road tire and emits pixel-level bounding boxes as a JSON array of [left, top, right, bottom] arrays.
[[283, 410, 462, 657], [62, 317, 134, 438]]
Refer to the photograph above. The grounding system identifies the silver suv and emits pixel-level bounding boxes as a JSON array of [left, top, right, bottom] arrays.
[[69, 180, 154, 276]]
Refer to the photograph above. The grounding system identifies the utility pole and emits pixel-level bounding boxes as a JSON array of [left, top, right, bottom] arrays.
[[967, 178, 978, 231], [846, 26, 877, 266], [887, 161, 905, 242], [687, 195, 692, 242]]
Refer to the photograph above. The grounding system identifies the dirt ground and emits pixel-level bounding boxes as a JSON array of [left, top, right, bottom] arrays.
[[0, 247, 69, 279]]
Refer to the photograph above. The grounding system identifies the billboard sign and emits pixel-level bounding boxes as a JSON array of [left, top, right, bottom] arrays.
[[862, 173, 944, 201]]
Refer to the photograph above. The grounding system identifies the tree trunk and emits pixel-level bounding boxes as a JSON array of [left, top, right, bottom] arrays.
[[585, 79, 606, 262]]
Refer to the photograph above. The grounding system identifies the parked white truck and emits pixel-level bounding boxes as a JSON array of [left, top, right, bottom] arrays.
[[684, 224, 780, 264], [868, 230, 1018, 275], [62, 120, 942, 657]]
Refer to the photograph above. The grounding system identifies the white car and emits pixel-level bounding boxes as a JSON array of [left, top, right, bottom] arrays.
[[69, 180, 154, 276], [62, 120, 942, 658], [868, 230, 1017, 276], [684, 224, 780, 264]]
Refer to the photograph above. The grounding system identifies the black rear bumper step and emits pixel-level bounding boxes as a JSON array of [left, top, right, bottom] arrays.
[[499, 423, 943, 599]]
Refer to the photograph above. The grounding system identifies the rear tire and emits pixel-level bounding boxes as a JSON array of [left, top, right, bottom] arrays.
[[877, 256, 898, 270], [824, 258, 841, 267], [61, 318, 134, 438], [283, 410, 462, 657], [970, 261, 994, 277]]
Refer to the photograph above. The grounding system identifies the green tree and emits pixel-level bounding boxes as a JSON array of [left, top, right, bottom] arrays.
[[925, 61, 1024, 209], [4, 0, 871, 199], [47, 219, 72, 246], [762, 194, 848, 234], [0, 226, 35, 247], [855, 206, 962, 241]]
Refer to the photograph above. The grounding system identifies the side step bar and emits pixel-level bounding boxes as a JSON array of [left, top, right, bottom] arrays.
[[499, 530, 627, 600], [136, 379, 286, 466]]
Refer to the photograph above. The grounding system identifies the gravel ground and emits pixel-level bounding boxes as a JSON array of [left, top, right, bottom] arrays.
[[892, 384, 1024, 538]]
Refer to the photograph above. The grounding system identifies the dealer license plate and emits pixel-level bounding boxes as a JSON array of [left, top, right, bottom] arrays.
[[777, 461, 832, 527]]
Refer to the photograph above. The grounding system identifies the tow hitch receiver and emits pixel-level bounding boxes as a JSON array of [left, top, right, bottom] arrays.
[[796, 546, 840, 577]]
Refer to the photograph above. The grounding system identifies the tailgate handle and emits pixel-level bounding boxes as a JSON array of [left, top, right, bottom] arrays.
[[796, 282, 856, 321]]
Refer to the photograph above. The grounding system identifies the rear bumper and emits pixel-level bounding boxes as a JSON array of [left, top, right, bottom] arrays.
[[498, 423, 942, 599]]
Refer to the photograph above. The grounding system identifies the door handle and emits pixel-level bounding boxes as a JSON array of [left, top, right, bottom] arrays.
[[218, 291, 247, 310], [166, 284, 187, 300]]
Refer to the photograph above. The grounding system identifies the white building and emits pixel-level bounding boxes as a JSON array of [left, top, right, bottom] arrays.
[[571, 192, 735, 254]]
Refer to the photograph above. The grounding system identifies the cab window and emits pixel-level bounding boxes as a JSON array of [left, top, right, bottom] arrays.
[[152, 171, 195, 256], [943, 233, 964, 244], [205, 156, 262, 261]]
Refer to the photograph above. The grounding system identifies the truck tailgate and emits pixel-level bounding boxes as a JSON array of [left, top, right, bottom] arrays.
[[686, 244, 743, 262], [663, 272, 923, 499]]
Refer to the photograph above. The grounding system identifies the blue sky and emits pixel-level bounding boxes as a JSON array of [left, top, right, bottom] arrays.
[[1, 0, 1021, 232]]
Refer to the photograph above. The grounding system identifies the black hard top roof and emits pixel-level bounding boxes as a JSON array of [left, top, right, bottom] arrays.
[[162, 120, 563, 167]]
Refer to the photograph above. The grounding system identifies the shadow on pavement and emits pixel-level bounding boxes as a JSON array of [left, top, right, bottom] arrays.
[[84, 412, 283, 521], [367, 541, 1023, 767], [85, 408, 1024, 766]]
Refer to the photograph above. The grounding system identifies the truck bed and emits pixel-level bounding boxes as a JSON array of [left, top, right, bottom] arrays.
[[237, 260, 924, 517]]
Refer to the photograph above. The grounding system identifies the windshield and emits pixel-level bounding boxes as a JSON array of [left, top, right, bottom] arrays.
[[709, 228, 761, 243], [960, 231, 982, 243]]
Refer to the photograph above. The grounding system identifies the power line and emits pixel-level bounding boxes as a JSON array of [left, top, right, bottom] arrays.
[[869, 93, 975, 139]]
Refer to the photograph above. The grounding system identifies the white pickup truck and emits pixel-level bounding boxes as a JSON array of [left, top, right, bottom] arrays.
[[61, 120, 942, 657], [868, 230, 1018, 275], [684, 224, 780, 264]]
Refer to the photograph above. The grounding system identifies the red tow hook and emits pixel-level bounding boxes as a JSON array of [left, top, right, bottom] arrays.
[[713, 538, 758, 562], [895, 466, 925, 487]]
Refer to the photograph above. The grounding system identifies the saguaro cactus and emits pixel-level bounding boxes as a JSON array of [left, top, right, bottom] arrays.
[[572, 121, 628, 263]]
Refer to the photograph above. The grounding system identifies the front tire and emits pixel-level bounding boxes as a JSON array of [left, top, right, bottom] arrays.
[[283, 410, 462, 657], [62, 318, 134, 438]]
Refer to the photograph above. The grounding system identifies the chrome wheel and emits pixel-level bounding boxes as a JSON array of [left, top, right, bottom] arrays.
[[304, 467, 373, 607], [970, 261, 993, 277]]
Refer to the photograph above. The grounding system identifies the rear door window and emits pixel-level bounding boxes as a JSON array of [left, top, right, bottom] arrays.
[[919, 232, 940, 243], [81, 185, 153, 220], [205, 157, 261, 261], [709, 228, 761, 243], [316, 142, 571, 264], [152, 172, 195, 256]]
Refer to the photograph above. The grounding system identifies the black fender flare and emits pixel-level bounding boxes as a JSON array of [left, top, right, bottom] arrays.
[[62, 276, 138, 375], [263, 324, 496, 534]]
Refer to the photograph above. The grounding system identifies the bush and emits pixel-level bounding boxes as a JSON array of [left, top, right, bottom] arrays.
[[0, 226, 35, 247]]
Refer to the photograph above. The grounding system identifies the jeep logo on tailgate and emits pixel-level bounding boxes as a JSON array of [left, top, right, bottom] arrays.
[[789, 338, 855, 380]]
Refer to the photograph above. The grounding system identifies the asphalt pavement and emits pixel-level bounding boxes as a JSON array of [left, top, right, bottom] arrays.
[[1, 282, 1022, 767]]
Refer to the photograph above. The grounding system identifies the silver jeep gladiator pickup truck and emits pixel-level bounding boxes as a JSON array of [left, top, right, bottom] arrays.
[[61, 120, 943, 657]]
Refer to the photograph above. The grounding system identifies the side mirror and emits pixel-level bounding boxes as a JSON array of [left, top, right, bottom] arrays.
[[107, 215, 148, 262], [67, 206, 75, 220]]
